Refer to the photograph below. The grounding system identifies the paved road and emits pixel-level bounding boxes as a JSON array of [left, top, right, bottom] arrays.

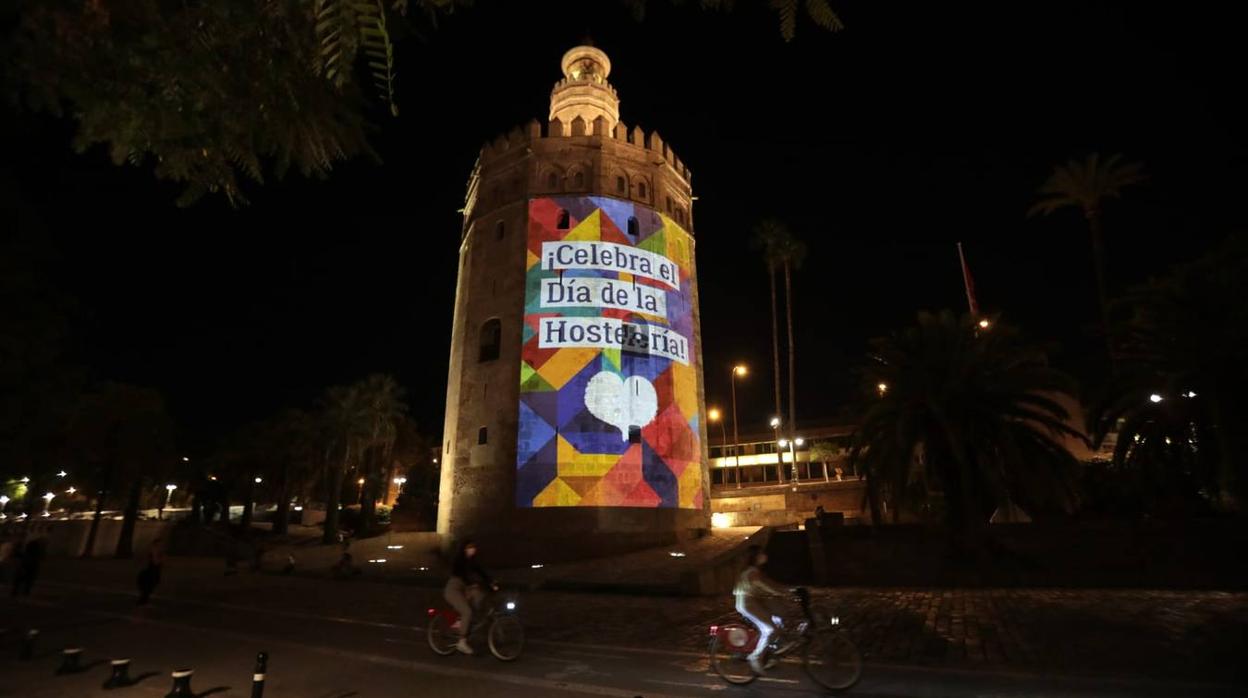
[[2, 568, 1239, 697]]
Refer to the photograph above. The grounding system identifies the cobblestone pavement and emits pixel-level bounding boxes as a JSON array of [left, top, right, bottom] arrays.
[[25, 558, 1248, 686]]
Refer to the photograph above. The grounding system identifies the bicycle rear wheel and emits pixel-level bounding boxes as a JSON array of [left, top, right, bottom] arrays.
[[803, 629, 862, 692], [709, 635, 758, 685], [488, 615, 525, 661], [426, 614, 457, 656]]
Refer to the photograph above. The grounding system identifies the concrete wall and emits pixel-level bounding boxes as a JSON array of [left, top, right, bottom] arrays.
[[3, 519, 171, 558], [710, 481, 869, 527]]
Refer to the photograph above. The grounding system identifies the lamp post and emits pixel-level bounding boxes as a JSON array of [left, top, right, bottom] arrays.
[[707, 408, 728, 485], [777, 437, 805, 482], [0, 494, 9, 520], [730, 365, 747, 489], [42, 491, 55, 517], [357, 477, 366, 504], [769, 416, 782, 482], [161, 484, 177, 520], [393, 476, 407, 499]]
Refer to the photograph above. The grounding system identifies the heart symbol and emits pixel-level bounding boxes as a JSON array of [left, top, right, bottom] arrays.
[[584, 371, 659, 441]]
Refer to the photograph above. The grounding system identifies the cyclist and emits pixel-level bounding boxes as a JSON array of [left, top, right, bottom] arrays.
[[445, 539, 497, 655], [734, 544, 789, 674]]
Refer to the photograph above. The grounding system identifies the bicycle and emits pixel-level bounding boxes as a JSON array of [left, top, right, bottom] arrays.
[[426, 587, 525, 661], [709, 587, 862, 692]]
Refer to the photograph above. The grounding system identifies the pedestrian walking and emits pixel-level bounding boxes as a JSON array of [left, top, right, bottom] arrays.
[[136, 537, 165, 605], [10, 533, 46, 597]]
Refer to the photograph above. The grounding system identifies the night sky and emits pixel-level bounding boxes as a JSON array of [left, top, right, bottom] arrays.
[[5, 1, 1244, 450]]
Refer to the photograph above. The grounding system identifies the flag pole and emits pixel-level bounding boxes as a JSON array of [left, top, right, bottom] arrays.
[[957, 242, 980, 316]]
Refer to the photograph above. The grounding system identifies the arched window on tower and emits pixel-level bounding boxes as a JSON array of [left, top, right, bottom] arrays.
[[665, 196, 672, 213], [637, 181, 647, 199], [616, 176, 626, 194], [477, 426, 489, 445], [627, 216, 639, 239], [547, 172, 559, 190], [495, 220, 506, 241], [478, 318, 501, 362], [557, 209, 570, 229], [573, 171, 585, 189]]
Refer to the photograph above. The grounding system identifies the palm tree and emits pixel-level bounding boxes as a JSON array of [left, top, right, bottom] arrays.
[[320, 383, 365, 544], [354, 374, 408, 535], [1029, 153, 1145, 351], [849, 311, 1083, 552], [1089, 235, 1248, 512], [752, 220, 807, 480], [779, 232, 807, 470], [752, 220, 788, 478]]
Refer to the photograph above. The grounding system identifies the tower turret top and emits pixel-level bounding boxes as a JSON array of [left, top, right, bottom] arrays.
[[550, 45, 620, 132], [561, 45, 611, 82]]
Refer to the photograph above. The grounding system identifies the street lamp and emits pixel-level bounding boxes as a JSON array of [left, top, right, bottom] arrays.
[[978, 318, 991, 330], [66, 486, 77, 495], [254, 476, 263, 484], [730, 364, 748, 489], [777, 438, 804, 482], [357, 477, 366, 504], [876, 382, 889, 397], [1149, 393, 1163, 404], [707, 408, 728, 483], [393, 476, 407, 497], [0, 494, 9, 520], [20, 476, 30, 484], [57, 470, 68, 478], [42, 491, 55, 517], [161, 484, 177, 520]]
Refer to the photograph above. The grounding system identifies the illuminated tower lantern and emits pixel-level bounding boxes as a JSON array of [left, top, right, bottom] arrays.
[[439, 45, 709, 559]]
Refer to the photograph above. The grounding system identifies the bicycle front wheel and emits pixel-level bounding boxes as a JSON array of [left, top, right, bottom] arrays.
[[487, 615, 525, 661], [426, 614, 457, 656], [803, 629, 862, 692], [709, 635, 758, 685]]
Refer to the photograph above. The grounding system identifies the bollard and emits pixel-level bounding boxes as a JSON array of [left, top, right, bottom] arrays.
[[251, 651, 268, 698], [19, 629, 38, 660], [103, 659, 134, 689], [56, 647, 84, 675], [165, 668, 194, 698]]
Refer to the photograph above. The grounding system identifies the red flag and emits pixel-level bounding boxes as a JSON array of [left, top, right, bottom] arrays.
[[957, 242, 980, 316]]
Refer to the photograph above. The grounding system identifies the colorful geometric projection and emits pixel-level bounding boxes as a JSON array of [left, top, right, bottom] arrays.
[[516, 196, 702, 509]]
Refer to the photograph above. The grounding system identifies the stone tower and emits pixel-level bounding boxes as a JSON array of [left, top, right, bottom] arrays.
[[438, 46, 709, 562]]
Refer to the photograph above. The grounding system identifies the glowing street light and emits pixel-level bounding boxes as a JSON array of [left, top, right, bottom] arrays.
[[393, 476, 408, 497], [707, 407, 728, 471], [66, 487, 77, 495], [0, 494, 9, 519], [769, 416, 781, 429], [978, 318, 991, 330], [42, 491, 55, 517], [182, 456, 190, 462], [730, 364, 748, 489], [254, 476, 263, 484], [57, 470, 68, 478], [161, 483, 177, 519], [1149, 393, 1163, 404], [877, 382, 889, 397], [20, 476, 30, 484]]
